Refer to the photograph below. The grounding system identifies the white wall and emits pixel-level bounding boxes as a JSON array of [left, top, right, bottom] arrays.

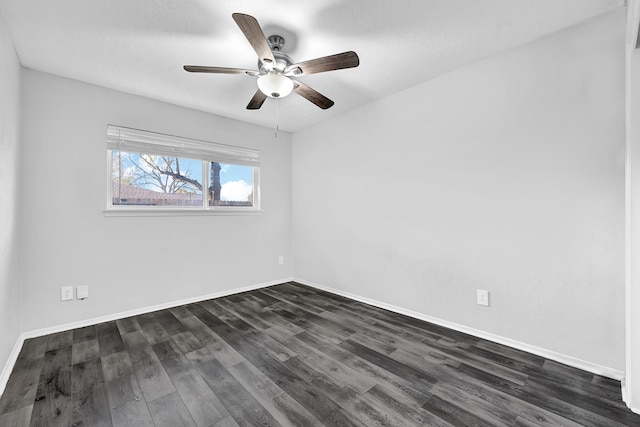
[[625, 0, 640, 413], [293, 10, 625, 371], [0, 14, 22, 378], [19, 70, 293, 332]]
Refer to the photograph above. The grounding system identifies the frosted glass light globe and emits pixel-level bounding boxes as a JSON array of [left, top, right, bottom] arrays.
[[257, 73, 294, 98]]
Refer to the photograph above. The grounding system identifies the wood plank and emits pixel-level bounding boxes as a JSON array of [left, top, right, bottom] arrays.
[[71, 358, 112, 427], [267, 296, 356, 340], [102, 351, 151, 426], [474, 339, 546, 368], [296, 330, 432, 405], [430, 381, 518, 426], [263, 326, 377, 394], [455, 363, 629, 427], [121, 331, 175, 403], [169, 305, 192, 319], [136, 312, 171, 345], [228, 360, 321, 426], [19, 336, 48, 361], [251, 289, 284, 307], [72, 338, 99, 365], [153, 340, 229, 427], [184, 307, 246, 368], [30, 347, 72, 427], [154, 310, 187, 336], [45, 331, 73, 352], [348, 330, 398, 355], [186, 303, 229, 332], [206, 307, 296, 368], [235, 326, 298, 363], [264, 358, 363, 427], [105, 373, 145, 409], [227, 296, 305, 334], [466, 343, 544, 376], [216, 298, 273, 330], [339, 339, 438, 391], [0, 404, 33, 426], [186, 316, 348, 427], [214, 416, 241, 427], [422, 394, 498, 427], [101, 351, 134, 382], [391, 348, 589, 427], [0, 357, 43, 414], [281, 354, 383, 427], [514, 404, 585, 427], [421, 341, 530, 386], [532, 365, 629, 411], [148, 392, 197, 427], [269, 307, 346, 344], [73, 325, 97, 343], [199, 300, 238, 322], [526, 377, 638, 426], [171, 330, 206, 354], [360, 384, 454, 427], [186, 353, 281, 427], [262, 286, 329, 314], [96, 321, 126, 357], [116, 316, 140, 335], [110, 399, 154, 427]]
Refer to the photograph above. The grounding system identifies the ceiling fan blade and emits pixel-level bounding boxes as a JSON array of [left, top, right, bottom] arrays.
[[246, 89, 267, 110], [285, 51, 359, 76], [232, 13, 276, 70], [183, 65, 258, 76], [293, 81, 334, 109]]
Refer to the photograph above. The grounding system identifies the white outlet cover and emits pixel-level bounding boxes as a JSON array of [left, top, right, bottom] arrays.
[[278, 256, 284, 265], [477, 289, 490, 306], [60, 286, 73, 301], [77, 285, 89, 300]]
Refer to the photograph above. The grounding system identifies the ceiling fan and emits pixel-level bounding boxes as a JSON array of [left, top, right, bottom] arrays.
[[184, 13, 360, 110]]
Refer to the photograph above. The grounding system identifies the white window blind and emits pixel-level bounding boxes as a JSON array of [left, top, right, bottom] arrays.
[[107, 125, 260, 167]]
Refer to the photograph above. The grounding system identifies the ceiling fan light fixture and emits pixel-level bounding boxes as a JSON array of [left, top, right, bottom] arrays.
[[257, 73, 294, 98], [185, 13, 359, 110]]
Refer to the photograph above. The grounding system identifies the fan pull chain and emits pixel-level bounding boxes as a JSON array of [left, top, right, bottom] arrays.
[[274, 98, 279, 139]]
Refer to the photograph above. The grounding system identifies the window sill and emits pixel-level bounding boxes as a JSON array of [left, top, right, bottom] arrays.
[[103, 208, 263, 217]]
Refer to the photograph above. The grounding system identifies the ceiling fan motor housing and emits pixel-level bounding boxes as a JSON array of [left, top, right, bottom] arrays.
[[258, 35, 294, 73]]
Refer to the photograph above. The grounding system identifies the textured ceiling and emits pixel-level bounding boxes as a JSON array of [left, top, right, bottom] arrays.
[[0, 0, 624, 132]]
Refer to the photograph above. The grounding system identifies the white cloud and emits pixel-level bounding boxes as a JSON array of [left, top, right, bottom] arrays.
[[221, 180, 252, 201]]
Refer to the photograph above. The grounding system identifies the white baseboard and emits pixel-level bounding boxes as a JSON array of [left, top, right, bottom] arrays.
[[0, 338, 25, 399], [0, 277, 292, 397], [623, 381, 640, 415], [293, 277, 625, 382]]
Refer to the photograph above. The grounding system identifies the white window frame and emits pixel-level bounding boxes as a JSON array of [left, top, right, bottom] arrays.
[[105, 125, 261, 216]]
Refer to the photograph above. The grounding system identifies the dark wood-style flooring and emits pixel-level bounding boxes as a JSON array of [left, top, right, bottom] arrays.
[[0, 282, 639, 426]]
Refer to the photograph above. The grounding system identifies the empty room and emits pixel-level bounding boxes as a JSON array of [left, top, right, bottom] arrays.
[[2, 0, 640, 425]]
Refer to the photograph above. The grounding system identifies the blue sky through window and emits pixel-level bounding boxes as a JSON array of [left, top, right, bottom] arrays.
[[113, 151, 253, 202], [221, 163, 252, 184]]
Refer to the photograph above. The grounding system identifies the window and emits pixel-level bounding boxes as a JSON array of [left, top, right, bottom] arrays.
[[107, 125, 260, 214]]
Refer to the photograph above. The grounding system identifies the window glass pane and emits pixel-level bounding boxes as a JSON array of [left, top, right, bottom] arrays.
[[208, 162, 254, 207], [112, 151, 203, 207]]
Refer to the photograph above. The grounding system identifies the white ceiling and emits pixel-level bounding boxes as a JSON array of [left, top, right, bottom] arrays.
[[0, 0, 624, 132]]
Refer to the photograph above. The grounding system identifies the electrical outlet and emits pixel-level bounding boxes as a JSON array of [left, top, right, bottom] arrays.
[[278, 256, 284, 266], [77, 285, 89, 300], [477, 289, 490, 307], [61, 286, 74, 301]]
